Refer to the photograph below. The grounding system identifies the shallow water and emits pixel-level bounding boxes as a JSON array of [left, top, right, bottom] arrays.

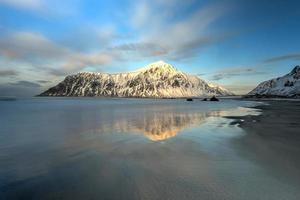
[[0, 98, 299, 200]]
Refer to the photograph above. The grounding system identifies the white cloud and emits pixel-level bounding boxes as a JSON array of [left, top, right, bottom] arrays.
[[0, 0, 43, 11], [0, 0, 79, 17], [0, 32, 70, 61], [125, 0, 232, 60], [0, 31, 118, 76], [0, 1, 236, 80], [0, 69, 18, 77], [208, 66, 266, 81], [263, 53, 300, 63], [0, 1, 235, 73], [222, 83, 257, 95], [58, 52, 116, 75], [131, 2, 150, 28]]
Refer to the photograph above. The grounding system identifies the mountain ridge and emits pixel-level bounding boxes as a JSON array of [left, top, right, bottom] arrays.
[[246, 65, 300, 98], [39, 61, 234, 98]]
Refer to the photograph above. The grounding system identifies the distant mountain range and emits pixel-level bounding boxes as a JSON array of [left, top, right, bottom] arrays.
[[40, 61, 234, 98], [247, 65, 300, 98]]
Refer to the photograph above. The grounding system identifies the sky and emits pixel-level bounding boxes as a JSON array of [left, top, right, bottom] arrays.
[[0, 0, 300, 96]]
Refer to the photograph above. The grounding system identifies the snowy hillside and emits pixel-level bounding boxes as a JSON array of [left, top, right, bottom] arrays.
[[40, 61, 234, 98], [247, 65, 300, 98]]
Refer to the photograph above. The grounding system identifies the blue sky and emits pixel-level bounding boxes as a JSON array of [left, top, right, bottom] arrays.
[[0, 0, 300, 96]]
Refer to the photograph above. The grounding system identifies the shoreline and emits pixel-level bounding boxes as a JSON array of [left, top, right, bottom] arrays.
[[228, 100, 300, 133], [227, 100, 300, 179]]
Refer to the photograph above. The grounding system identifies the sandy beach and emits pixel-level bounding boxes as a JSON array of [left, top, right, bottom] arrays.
[[228, 100, 300, 190], [230, 100, 300, 146]]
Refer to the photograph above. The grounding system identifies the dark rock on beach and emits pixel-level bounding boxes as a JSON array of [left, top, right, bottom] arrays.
[[210, 96, 219, 101]]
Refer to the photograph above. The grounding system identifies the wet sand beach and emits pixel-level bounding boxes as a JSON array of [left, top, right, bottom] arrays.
[[1, 98, 300, 200], [228, 100, 300, 188]]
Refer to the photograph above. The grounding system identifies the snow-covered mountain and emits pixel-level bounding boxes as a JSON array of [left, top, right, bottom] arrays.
[[247, 65, 300, 98], [40, 61, 234, 98]]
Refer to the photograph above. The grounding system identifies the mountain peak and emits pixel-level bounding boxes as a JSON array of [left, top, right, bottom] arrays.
[[290, 65, 300, 75], [138, 61, 178, 74], [154, 60, 168, 64]]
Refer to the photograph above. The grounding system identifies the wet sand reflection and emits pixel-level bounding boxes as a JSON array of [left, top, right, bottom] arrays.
[[83, 106, 259, 141]]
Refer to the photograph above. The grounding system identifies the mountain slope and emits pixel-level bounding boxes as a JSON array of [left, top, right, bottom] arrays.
[[247, 65, 300, 98], [40, 61, 234, 98]]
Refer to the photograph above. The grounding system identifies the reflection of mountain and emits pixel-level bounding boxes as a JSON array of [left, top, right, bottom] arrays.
[[135, 113, 208, 141], [90, 111, 225, 141], [79, 105, 260, 142]]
